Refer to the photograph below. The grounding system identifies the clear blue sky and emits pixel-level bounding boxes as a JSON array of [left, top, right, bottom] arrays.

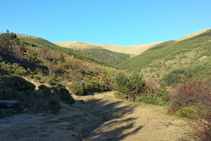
[[1, 0, 211, 46]]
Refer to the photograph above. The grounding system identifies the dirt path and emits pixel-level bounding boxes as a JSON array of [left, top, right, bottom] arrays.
[[0, 77, 191, 141], [73, 92, 191, 141]]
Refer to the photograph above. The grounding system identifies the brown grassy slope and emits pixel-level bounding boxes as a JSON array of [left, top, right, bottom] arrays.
[[54, 41, 163, 56], [175, 28, 211, 42]]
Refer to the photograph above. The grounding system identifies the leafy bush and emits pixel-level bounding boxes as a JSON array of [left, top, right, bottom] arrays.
[[115, 72, 129, 88], [49, 96, 61, 114], [85, 79, 109, 92], [70, 83, 87, 96], [179, 107, 196, 117], [114, 91, 125, 99], [59, 88, 75, 104], [0, 75, 35, 92], [119, 87, 129, 95], [38, 85, 48, 90]]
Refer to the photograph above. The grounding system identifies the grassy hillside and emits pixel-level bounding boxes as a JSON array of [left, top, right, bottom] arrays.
[[55, 41, 162, 56], [0, 31, 123, 117], [76, 47, 130, 67], [18, 35, 130, 68], [117, 28, 211, 84]]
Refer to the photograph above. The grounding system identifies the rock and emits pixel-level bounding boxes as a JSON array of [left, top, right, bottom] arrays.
[[0, 100, 19, 108]]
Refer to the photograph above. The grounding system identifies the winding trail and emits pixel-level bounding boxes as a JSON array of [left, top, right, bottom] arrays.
[[72, 91, 191, 141]]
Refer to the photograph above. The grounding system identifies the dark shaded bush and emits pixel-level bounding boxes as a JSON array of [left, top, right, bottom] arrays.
[[49, 96, 61, 114], [59, 88, 75, 104], [0, 75, 35, 92], [85, 79, 109, 92]]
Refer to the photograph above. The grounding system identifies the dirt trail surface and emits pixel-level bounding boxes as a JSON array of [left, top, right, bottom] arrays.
[[73, 92, 191, 141], [0, 90, 191, 141]]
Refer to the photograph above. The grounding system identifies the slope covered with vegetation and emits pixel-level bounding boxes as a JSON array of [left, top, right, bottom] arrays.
[[18, 34, 130, 68], [117, 29, 211, 85], [0, 31, 122, 117]]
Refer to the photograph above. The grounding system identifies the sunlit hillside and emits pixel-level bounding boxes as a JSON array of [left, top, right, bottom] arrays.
[[54, 41, 163, 56]]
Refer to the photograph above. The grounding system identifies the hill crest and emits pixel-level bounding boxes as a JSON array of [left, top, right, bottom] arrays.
[[54, 41, 163, 56]]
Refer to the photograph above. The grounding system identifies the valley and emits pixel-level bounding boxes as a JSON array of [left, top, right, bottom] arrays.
[[0, 28, 211, 140]]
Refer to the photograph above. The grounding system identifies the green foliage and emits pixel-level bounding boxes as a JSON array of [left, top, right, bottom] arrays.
[[85, 79, 109, 92], [0, 75, 35, 92], [155, 81, 170, 102], [115, 72, 129, 88], [79, 47, 130, 67], [179, 107, 196, 117], [119, 87, 129, 95], [59, 88, 75, 104], [114, 91, 125, 99], [69, 83, 86, 96], [17, 35, 113, 66], [58, 54, 65, 63], [0, 62, 26, 76], [118, 29, 211, 73], [161, 69, 185, 86], [78, 69, 86, 76]]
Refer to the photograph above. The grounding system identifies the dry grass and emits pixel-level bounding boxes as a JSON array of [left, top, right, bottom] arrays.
[[54, 41, 163, 56], [16, 34, 39, 39], [175, 28, 211, 42]]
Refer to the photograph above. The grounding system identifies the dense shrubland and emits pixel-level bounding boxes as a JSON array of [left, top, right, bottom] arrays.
[[0, 75, 75, 116], [114, 72, 170, 106], [0, 31, 120, 117]]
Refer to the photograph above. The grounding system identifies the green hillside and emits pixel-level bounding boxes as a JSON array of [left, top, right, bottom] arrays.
[[0, 31, 122, 116], [117, 29, 211, 84], [78, 47, 130, 67], [18, 35, 130, 68]]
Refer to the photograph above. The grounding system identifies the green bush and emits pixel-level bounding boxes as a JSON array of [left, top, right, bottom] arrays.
[[49, 96, 61, 114], [115, 72, 129, 88], [69, 83, 87, 96], [119, 87, 129, 95], [38, 85, 48, 90], [0, 75, 35, 92], [85, 79, 109, 92], [114, 91, 125, 99], [179, 107, 196, 117], [33, 75, 41, 80], [59, 88, 75, 104]]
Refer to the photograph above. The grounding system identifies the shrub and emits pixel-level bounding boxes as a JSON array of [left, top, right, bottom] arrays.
[[79, 68, 86, 76], [85, 79, 109, 92], [170, 78, 211, 140], [179, 107, 196, 117], [115, 72, 129, 88], [0, 75, 35, 92], [114, 91, 125, 99], [49, 96, 61, 114], [119, 87, 129, 95], [155, 81, 170, 103], [59, 88, 75, 104], [69, 83, 87, 96], [38, 85, 48, 90], [33, 75, 41, 80]]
